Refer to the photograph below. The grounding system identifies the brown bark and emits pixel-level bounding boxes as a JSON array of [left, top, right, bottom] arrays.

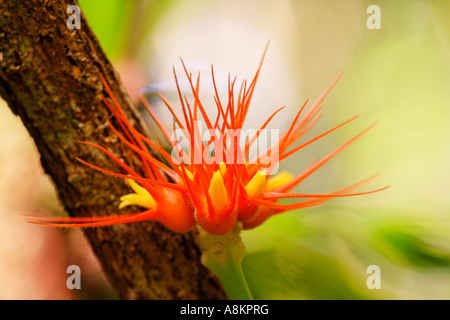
[[0, 0, 226, 299]]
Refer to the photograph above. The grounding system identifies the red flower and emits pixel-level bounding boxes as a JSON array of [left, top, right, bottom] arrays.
[[27, 48, 388, 235]]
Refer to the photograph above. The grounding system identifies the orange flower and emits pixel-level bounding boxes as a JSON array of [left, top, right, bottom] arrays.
[[27, 48, 388, 235]]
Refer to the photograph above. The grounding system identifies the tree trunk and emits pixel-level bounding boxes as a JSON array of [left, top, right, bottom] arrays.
[[0, 0, 226, 300]]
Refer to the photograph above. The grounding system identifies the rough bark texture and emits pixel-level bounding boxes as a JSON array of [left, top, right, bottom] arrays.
[[0, 0, 226, 300]]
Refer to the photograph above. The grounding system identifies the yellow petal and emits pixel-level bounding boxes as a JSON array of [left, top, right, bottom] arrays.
[[119, 193, 156, 210], [127, 179, 151, 197], [208, 171, 228, 213], [265, 171, 294, 191], [245, 170, 267, 197], [179, 166, 194, 180], [219, 162, 227, 175], [118, 200, 132, 210]]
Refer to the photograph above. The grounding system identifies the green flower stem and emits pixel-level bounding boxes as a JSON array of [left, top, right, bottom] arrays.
[[198, 223, 253, 300]]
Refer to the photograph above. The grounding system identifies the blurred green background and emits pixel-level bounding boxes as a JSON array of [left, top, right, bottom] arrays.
[[0, 0, 449, 299]]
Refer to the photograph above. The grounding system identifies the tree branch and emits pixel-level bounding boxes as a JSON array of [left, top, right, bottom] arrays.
[[0, 0, 226, 300]]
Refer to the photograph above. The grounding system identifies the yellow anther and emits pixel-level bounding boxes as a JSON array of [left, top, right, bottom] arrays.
[[245, 170, 267, 198], [265, 171, 294, 191], [128, 179, 151, 197], [208, 171, 228, 213], [119, 179, 156, 210], [119, 194, 157, 209], [219, 162, 227, 175], [179, 166, 194, 180]]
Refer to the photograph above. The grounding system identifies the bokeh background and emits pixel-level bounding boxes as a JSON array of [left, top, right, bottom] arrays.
[[0, 0, 449, 299]]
